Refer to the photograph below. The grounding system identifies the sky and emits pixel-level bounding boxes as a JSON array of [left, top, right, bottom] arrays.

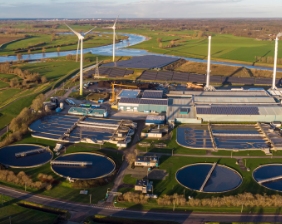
[[0, 0, 281, 18]]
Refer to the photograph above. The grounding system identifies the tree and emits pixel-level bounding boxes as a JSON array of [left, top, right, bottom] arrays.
[[17, 53, 22, 61], [31, 94, 45, 111], [9, 77, 19, 87], [41, 76, 48, 83], [125, 149, 138, 166]]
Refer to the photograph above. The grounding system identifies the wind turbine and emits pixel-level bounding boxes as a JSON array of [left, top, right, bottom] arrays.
[[111, 16, 119, 62], [271, 32, 282, 90], [204, 36, 215, 91], [65, 24, 96, 96]]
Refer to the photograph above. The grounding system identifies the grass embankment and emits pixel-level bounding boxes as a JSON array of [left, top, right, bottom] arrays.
[[0, 135, 121, 204], [0, 194, 63, 224], [176, 61, 282, 79]]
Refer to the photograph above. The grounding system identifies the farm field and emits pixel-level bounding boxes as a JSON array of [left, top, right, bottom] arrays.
[[120, 28, 279, 64]]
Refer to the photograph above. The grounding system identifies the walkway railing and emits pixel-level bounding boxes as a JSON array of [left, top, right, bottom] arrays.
[[15, 148, 46, 158], [199, 162, 217, 192], [51, 160, 92, 167]]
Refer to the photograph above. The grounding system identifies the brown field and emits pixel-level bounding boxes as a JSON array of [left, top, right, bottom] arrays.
[[176, 61, 282, 78], [0, 35, 24, 45]]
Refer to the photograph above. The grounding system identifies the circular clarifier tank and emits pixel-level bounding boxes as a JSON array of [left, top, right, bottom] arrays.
[[176, 163, 242, 193], [253, 164, 282, 192], [51, 152, 116, 180], [0, 144, 53, 168]]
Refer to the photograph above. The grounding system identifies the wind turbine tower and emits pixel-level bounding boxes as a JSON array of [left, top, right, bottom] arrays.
[[271, 32, 282, 90], [204, 36, 215, 91], [65, 24, 95, 95], [111, 17, 119, 62]]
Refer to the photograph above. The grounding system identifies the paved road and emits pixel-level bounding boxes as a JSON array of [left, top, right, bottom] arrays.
[[2, 185, 282, 223]]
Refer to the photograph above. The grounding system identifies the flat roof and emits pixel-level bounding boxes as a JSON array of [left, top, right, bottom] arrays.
[[142, 90, 163, 99], [146, 115, 166, 121], [169, 90, 269, 97], [118, 89, 140, 98], [119, 98, 168, 106], [194, 96, 276, 104]]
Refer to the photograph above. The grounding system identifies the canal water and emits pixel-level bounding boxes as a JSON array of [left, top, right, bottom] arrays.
[[51, 152, 115, 179], [0, 144, 52, 168], [176, 163, 242, 193], [253, 164, 282, 192]]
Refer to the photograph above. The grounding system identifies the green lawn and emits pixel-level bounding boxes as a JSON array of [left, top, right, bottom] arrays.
[[0, 195, 58, 224], [0, 89, 22, 105], [0, 80, 9, 88], [0, 73, 17, 80]]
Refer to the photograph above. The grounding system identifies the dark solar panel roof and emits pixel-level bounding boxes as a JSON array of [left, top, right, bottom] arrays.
[[87, 67, 133, 78], [196, 106, 259, 115], [102, 55, 180, 69], [119, 98, 141, 104], [142, 90, 163, 98], [137, 68, 275, 85], [140, 98, 168, 105]]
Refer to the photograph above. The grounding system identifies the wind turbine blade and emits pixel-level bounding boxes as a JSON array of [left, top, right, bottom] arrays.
[[65, 23, 81, 38], [84, 27, 96, 36], [76, 39, 80, 62]]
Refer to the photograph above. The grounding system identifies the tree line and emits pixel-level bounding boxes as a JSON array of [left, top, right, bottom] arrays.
[[0, 63, 47, 88], [0, 94, 46, 148], [0, 170, 53, 190], [118, 192, 282, 208]]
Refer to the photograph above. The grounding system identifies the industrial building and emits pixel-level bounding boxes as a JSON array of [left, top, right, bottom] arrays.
[[118, 89, 168, 113], [167, 89, 282, 124], [29, 115, 137, 147], [135, 179, 153, 193]]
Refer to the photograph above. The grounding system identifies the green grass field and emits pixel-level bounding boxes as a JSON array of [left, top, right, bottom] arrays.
[[0, 195, 58, 224], [0, 73, 17, 80], [0, 80, 9, 88], [119, 28, 278, 64]]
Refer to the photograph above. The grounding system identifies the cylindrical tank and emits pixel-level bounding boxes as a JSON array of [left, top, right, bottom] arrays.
[[60, 102, 64, 110], [56, 107, 62, 113]]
